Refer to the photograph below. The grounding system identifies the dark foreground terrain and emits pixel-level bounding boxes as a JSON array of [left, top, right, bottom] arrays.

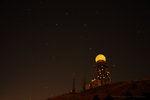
[[46, 79, 150, 100]]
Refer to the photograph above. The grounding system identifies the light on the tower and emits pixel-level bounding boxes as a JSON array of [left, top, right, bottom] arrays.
[[95, 54, 106, 62]]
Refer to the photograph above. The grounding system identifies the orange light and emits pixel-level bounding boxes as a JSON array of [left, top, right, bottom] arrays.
[[95, 54, 106, 62]]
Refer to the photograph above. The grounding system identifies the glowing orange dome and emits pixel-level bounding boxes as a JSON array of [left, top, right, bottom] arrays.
[[95, 54, 106, 62]]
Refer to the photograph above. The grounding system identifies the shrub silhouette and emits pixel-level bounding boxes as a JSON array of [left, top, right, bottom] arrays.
[[142, 93, 150, 100], [93, 95, 100, 100], [130, 83, 137, 90], [124, 91, 134, 100], [103, 95, 114, 100]]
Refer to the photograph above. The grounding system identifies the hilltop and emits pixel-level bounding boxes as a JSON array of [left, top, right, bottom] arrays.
[[46, 78, 150, 100]]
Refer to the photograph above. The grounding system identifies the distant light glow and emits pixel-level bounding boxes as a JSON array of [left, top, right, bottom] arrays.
[[95, 54, 106, 62]]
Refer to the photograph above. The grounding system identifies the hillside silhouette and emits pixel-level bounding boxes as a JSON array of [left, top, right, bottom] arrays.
[[46, 78, 150, 100]]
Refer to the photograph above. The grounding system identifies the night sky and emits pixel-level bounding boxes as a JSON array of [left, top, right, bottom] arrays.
[[0, 1, 150, 100]]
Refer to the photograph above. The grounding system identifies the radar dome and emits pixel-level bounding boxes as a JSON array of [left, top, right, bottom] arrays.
[[95, 54, 106, 62]]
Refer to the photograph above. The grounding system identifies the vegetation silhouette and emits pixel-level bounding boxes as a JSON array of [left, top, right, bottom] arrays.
[[130, 83, 137, 90], [124, 91, 134, 100], [142, 93, 150, 100], [93, 95, 100, 100], [103, 95, 114, 100]]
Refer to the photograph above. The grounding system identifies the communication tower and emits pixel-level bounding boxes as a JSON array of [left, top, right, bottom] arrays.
[[90, 54, 111, 88]]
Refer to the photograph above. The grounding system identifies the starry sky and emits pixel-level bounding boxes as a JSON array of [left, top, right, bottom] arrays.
[[0, 1, 150, 100]]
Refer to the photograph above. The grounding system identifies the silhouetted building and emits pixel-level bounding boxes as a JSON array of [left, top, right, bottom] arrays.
[[82, 75, 86, 91], [86, 54, 111, 89], [70, 73, 76, 93], [93, 60, 111, 86]]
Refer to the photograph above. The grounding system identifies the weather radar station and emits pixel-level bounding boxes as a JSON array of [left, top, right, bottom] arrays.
[[71, 54, 111, 92], [85, 54, 111, 90]]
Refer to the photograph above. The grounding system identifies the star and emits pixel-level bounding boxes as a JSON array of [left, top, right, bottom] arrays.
[[65, 12, 69, 15], [111, 64, 117, 68], [83, 24, 87, 27], [89, 48, 92, 51]]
